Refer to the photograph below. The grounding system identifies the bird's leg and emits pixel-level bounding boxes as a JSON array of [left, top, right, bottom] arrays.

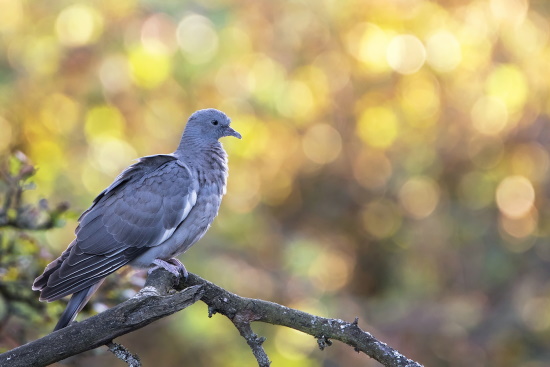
[[149, 258, 188, 279]]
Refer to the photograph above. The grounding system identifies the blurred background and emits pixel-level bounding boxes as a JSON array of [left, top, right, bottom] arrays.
[[0, 0, 549, 366]]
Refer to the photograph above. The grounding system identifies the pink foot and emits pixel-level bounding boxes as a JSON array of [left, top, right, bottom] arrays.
[[148, 258, 188, 278]]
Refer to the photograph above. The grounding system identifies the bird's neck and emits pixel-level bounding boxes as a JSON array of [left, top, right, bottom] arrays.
[[174, 136, 228, 171]]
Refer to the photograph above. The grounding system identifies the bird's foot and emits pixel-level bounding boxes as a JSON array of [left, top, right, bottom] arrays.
[[149, 258, 188, 279]]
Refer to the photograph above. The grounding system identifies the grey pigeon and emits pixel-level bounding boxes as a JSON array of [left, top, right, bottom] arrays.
[[32, 108, 241, 331]]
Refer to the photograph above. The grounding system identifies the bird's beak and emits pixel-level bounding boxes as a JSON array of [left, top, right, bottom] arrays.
[[224, 126, 242, 139]]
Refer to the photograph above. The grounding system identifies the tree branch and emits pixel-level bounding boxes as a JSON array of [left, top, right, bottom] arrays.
[[182, 273, 423, 367], [0, 270, 423, 367], [0, 271, 204, 367]]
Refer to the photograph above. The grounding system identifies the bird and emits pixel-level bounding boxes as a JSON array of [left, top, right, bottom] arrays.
[[32, 108, 241, 331]]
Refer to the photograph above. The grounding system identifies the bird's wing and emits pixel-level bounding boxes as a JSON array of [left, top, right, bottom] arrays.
[[40, 154, 199, 301]]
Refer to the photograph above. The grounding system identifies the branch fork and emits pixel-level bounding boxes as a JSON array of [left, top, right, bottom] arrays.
[[0, 270, 424, 367]]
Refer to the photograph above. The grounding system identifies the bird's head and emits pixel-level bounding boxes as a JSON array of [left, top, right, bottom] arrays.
[[183, 108, 241, 142]]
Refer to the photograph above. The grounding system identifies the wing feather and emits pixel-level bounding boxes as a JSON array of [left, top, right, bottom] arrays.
[[39, 154, 199, 301]]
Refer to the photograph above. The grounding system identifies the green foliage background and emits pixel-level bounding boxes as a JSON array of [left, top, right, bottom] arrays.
[[1, 0, 550, 366]]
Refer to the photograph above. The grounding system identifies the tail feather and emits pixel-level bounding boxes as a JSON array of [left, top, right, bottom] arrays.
[[33, 242, 75, 295], [53, 280, 104, 331]]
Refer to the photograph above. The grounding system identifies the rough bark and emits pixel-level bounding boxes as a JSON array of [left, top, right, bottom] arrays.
[[0, 270, 423, 367]]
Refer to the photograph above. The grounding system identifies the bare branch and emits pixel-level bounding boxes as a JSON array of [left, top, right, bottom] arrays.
[[106, 341, 141, 367], [231, 320, 270, 367], [0, 270, 423, 367], [0, 273, 204, 367], [182, 273, 424, 367]]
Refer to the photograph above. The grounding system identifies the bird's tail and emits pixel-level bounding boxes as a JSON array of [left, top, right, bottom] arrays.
[[32, 246, 73, 296], [54, 280, 104, 331]]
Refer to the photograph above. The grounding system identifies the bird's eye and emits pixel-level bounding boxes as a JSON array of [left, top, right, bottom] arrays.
[[211, 120, 219, 126]]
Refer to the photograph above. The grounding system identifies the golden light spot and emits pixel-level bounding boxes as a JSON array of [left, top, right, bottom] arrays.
[[426, 31, 462, 72], [88, 137, 137, 176], [386, 35, 426, 75], [29, 140, 65, 187], [81, 165, 112, 195], [40, 93, 80, 134], [85, 105, 125, 141], [176, 13, 219, 64], [486, 64, 528, 113], [0, 0, 23, 33], [500, 210, 537, 239], [225, 114, 269, 159], [496, 176, 535, 218], [55, 4, 103, 47], [470, 96, 508, 135], [0, 116, 12, 151], [398, 73, 440, 127], [277, 80, 314, 122], [301, 124, 342, 164], [249, 55, 287, 106], [399, 176, 440, 219], [14, 36, 60, 76], [353, 150, 392, 190], [490, 0, 528, 26], [361, 199, 402, 239], [128, 46, 172, 89], [349, 23, 392, 73], [309, 249, 353, 291], [356, 107, 399, 149], [502, 16, 550, 56]]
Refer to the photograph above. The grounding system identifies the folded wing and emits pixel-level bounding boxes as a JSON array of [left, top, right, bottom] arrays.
[[34, 155, 198, 301]]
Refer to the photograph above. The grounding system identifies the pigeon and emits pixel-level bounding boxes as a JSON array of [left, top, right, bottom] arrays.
[[32, 108, 241, 331]]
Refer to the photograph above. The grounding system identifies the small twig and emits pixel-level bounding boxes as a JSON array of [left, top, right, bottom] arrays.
[[106, 341, 141, 367], [232, 319, 270, 367]]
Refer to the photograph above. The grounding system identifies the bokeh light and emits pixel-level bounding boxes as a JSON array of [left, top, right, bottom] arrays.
[[387, 35, 426, 75], [496, 175, 535, 219], [398, 176, 440, 219]]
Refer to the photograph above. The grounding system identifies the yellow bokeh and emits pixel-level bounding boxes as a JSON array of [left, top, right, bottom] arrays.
[[55, 4, 104, 47], [470, 96, 509, 135], [347, 22, 392, 74], [85, 105, 126, 141], [0, 0, 23, 33], [486, 64, 528, 113], [128, 46, 172, 89], [426, 30, 462, 72], [398, 72, 440, 127], [356, 106, 399, 149], [386, 34, 426, 75]]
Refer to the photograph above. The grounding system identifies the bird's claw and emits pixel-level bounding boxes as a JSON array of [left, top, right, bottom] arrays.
[[149, 258, 188, 279]]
